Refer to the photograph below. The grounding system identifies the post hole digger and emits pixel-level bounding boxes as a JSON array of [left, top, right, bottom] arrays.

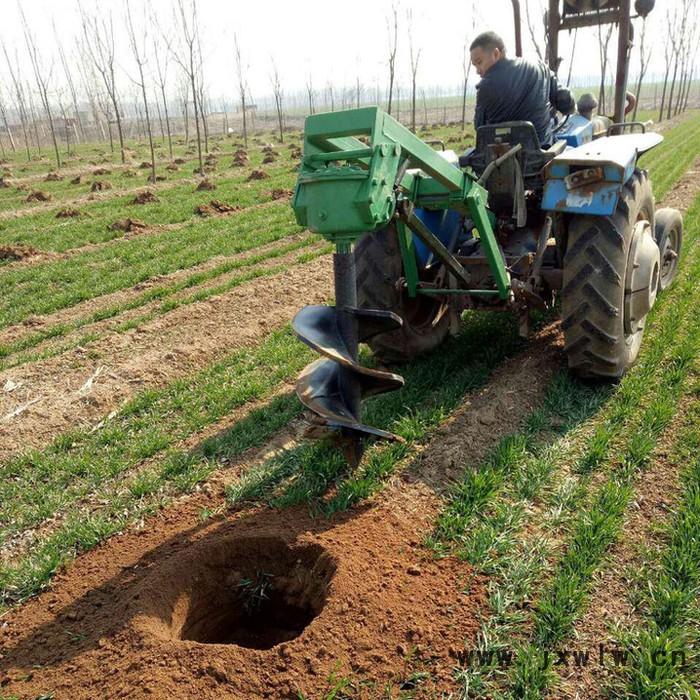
[[290, 0, 682, 469]]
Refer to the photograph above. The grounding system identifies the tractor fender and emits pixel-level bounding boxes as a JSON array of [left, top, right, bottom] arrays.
[[541, 132, 663, 216]]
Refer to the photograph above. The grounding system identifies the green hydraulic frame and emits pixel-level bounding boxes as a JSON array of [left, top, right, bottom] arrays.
[[292, 106, 511, 301]]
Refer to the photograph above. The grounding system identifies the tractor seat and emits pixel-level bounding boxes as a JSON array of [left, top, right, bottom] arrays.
[[459, 122, 565, 220], [460, 122, 565, 179]]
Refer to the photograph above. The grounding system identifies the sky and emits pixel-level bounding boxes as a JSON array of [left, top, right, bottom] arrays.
[[0, 0, 688, 110]]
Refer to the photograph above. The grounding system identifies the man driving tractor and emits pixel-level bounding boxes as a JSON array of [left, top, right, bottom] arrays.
[[469, 30, 575, 146]]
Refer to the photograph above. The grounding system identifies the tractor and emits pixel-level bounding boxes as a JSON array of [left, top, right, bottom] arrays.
[[289, 0, 683, 467]]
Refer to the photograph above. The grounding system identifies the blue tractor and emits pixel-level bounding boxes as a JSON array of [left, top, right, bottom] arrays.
[[290, 0, 682, 465]]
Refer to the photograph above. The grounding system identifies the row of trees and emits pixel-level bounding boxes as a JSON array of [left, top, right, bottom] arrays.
[[0, 0, 697, 170]]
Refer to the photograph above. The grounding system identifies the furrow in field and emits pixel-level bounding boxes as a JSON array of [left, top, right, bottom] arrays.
[[0, 227, 314, 361], [0, 254, 333, 460]]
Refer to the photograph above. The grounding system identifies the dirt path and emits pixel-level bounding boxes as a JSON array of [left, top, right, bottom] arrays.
[[0, 254, 332, 460]]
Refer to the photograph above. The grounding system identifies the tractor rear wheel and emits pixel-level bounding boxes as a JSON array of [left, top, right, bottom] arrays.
[[355, 222, 453, 363], [562, 170, 658, 379]]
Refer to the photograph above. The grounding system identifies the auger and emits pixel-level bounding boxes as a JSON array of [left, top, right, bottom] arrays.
[[291, 1, 682, 469]]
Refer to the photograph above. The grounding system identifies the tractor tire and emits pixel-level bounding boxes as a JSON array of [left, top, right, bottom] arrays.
[[355, 222, 452, 363], [654, 207, 683, 292], [561, 170, 657, 379]]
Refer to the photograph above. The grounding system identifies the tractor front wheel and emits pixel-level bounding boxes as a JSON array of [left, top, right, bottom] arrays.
[[355, 222, 453, 363], [562, 170, 659, 379]]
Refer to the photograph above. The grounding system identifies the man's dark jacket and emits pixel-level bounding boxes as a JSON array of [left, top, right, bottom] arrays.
[[474, 57, 571, 146]]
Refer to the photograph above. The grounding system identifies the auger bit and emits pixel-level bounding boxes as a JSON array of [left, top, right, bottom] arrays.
[[292, 243, 405, 469]]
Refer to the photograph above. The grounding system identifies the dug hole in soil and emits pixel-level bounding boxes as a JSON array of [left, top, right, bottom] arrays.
[[0, 497, 485, 699]]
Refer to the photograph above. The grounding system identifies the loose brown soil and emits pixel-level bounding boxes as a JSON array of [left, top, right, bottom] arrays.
[[25, 190, 52, 202], [265, 188, 294, 201], [195, 179, 217, 192], [195, 200, 240, 216], [44, 172, 62, 182], [56, 208, 86, 219], [107, 218, 149, 233], [0, 231, 313, 347], [0, 244, 42, 261], [0, 487, 485, 699], [247, 169, 269, 181], [90, 180, 112, 192], [130, 190, 158, 205]]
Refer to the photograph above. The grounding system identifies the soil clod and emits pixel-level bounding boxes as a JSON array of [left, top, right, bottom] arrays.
[[107, 218, 148, 232], [25, 190, 52, 202], [247, 169, 269, 181], [195, 179, 217, 191], [0, 244, 42, 261], [130, 190, 158, 205]]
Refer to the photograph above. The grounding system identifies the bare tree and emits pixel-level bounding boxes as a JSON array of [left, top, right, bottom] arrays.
[[666, 2, 685, 120], [178, 78, 190, 144], [326, 80, 335, 112], [406, 10, 421, 133], [79, 4, 126, 162], [20, 8, 61, 167], [565, 29, 578, 86], [153, 17, 174, 158], [172, 0, 205, 174], [306, 73, 315, 115], [125, 0, 157, 182], [524, 0, 546, 63], [355, 56, 363, 108], [233, 33, 248, 147], [674, 1, 698, 115], [270, 58, 284, 143], [54, 25, 85, 144], [658, 7, 676, 122], [597, 23, 614, 115], [461, 37, 472, 130], [1, 40, 33, 160], [632, 18, 652, 121], [386, 3, 399, 115], [0, 82, 16, 152]]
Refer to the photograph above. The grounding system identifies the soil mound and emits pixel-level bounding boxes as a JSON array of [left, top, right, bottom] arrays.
[[56, 208, 85, 218], [25, 190, 52, 202], [247, 169, 269, 181], [44, 172, 62, 182], [265, 188, 294, 201], [195, 179, 217, 191], [130, 190, 158, 205], [173, 158, 186, 165], [0, 244, 42, 261], [194, 200, 240, 216], [70, 175, 82, 185], [107, 218, 148, 232], [139, 161, 152, 169], [90, 180, 112, 192], [0, 498, 484, 699], [166, 164, 180, 172], [93, 168, 111, 175]]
